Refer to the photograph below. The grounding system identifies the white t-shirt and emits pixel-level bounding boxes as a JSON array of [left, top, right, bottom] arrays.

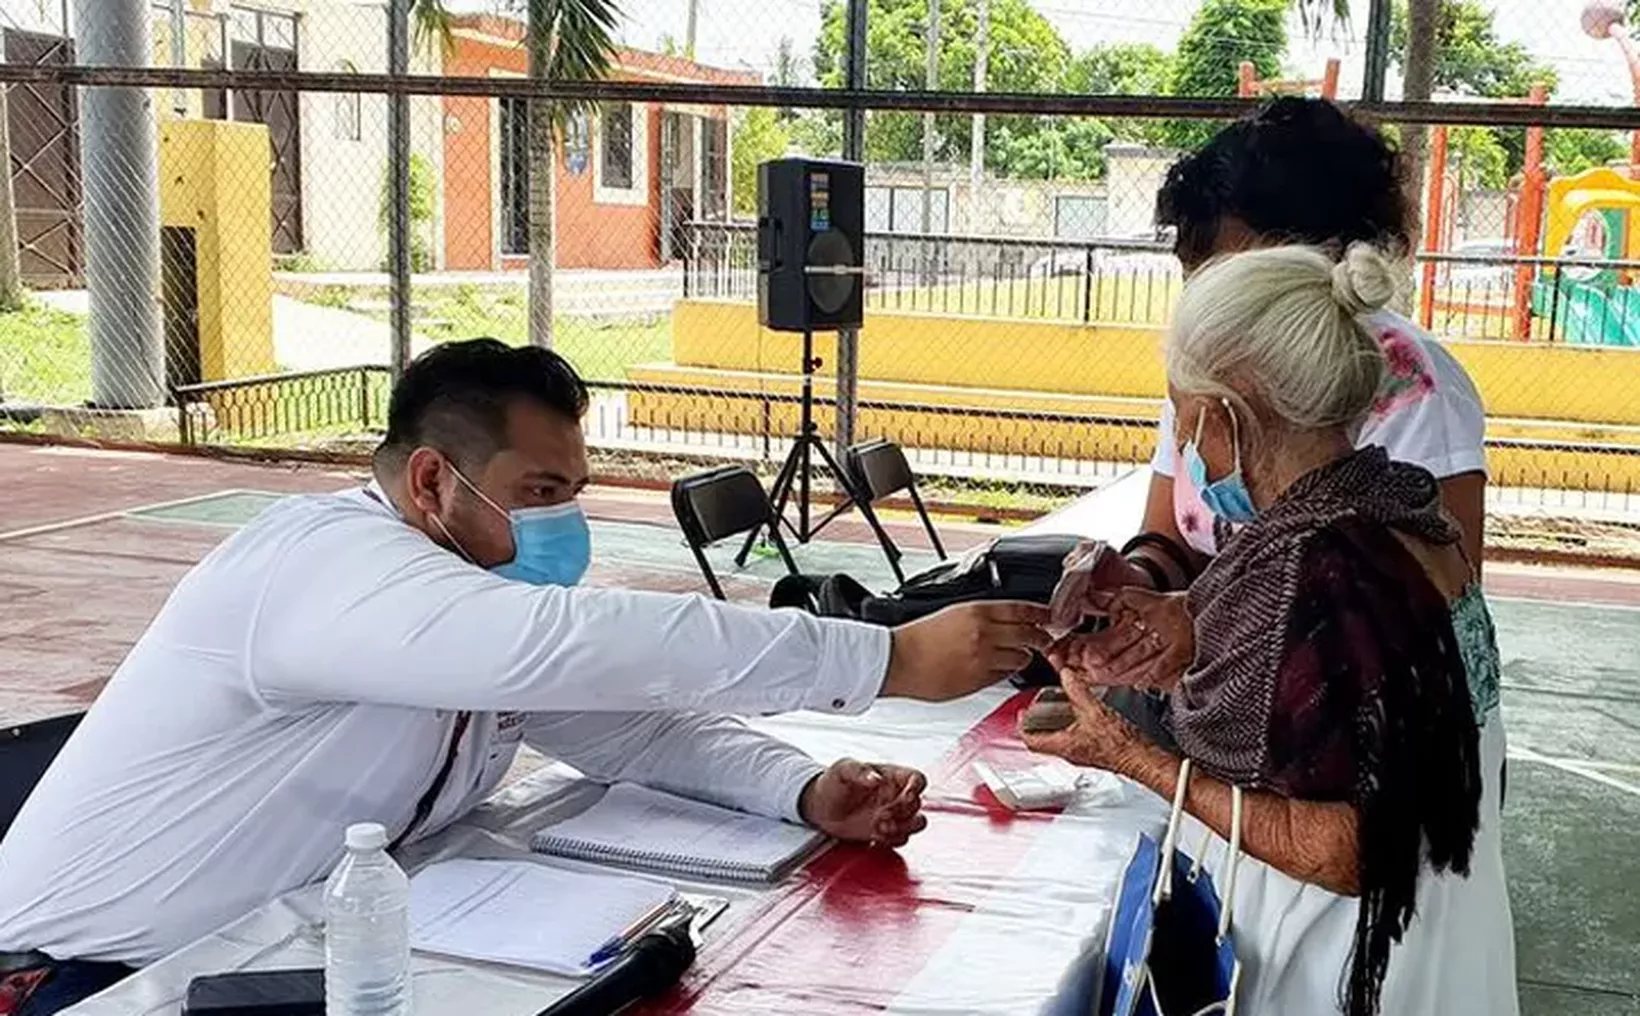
[[0, 488, 889, 965], [1152, 309, 1487, 481]]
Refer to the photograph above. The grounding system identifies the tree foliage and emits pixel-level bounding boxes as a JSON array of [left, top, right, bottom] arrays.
[[1387, 0, 1611, 187], [811, 0, 1072, 168], [379, 153, 437, 271], [732, 107, 792, 215], [1066, 44, 1176, 148], [1165, 0, 1289, 149], [1389, 0, 1550, 99], [1544, 128, 1627, 176], [990, 119, 1115, 179], [1447, 126, 1508, 190]]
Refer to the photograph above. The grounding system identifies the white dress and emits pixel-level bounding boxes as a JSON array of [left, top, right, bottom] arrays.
[[1178, 590, 1517, 1016]]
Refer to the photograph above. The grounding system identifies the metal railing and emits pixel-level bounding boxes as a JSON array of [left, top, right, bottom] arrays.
[[683, 221, 1178, 325], [174, 367, 392, 445]]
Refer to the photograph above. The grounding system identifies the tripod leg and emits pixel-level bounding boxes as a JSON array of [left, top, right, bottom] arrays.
[[805, 438, 874, 545], [736, 443, 802, 568], [797, 429, 813, 541], [767, 445, 803, 541]]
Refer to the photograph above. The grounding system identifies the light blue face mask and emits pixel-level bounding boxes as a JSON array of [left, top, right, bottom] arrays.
[[447, 467, 593, 587], [1182, 399, 1258, 525]]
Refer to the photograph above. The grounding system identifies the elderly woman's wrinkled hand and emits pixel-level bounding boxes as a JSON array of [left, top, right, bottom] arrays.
[[1047, 588, 1194, 692], [1046, 541, 1151, 637], [1019, 672, 1145, 772]]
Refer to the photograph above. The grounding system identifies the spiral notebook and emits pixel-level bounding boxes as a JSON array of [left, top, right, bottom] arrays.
[[530, 783, 827, 884]]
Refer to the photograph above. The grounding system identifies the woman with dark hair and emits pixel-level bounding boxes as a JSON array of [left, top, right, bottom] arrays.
[[1031, 243, 1514, 1016], [1138, 98, 1486, 586]]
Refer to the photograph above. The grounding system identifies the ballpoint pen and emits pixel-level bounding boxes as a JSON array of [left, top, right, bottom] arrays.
[[586, 899, 688, 967]]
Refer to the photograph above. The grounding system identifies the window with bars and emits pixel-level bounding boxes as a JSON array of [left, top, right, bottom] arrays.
[[701, 117, 728, 221], [600, 103, 634, 191], [499, 95, 530, 256]]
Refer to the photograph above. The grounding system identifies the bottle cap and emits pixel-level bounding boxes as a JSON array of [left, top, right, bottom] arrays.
[[345, 822, 388, 850]]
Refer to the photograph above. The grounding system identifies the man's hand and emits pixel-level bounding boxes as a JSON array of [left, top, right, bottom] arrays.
[[1048, 588, 1193, 692], [883, 601, 1052, 702], [798, 759, 929, 847], [1046, 541, 1154, 636]]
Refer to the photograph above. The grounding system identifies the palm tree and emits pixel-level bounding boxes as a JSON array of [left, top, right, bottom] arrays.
[[1399, 0, 1439, 229], [523, 0, 621, 349], [1289, 0, 1352, 39], [408, 0, 620, 350]]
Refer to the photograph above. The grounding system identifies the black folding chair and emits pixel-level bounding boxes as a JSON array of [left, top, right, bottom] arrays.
[[1, 711, 83, 843], [671, 465, 800, 600], [845, 439, 947, 584]]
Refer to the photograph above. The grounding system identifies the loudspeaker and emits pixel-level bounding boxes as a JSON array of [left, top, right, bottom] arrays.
[[757, 157, 865, 333]]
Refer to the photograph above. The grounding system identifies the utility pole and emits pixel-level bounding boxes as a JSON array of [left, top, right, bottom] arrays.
[[1360, 0, 1392, 103], [920, 0, 939, 240], [169, 0, 188, 116], [78, 0, 164, 409], [685, 0, 699, 60], [387, 0, 412, 377], [0, 86, 23, 313], [836, 0, 867, 457], [969, 0, 988, 234]]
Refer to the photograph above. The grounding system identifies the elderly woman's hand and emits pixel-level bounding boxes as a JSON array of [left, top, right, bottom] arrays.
[[1019, 670, 1147, 772], [1046, 541, 1153, 636], [1048, 588, 1194, 692]]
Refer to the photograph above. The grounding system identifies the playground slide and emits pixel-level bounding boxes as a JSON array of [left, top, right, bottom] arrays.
[[1534, 279, 1640, 346]]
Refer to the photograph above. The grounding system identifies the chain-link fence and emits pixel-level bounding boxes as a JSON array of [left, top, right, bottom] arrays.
[[7, 0, 1640, 550]]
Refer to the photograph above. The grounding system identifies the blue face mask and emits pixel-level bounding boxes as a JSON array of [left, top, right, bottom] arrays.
[[445, 467, 593, 587], [1182, 400, 1258, 525]]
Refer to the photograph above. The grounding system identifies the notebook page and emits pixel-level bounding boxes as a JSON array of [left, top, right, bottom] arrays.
[[538, 783, 823, 872], [408, 858, 676, 976]]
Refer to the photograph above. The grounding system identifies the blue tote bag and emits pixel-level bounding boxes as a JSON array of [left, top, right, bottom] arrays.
[[1099, 758, 1244, 1016]]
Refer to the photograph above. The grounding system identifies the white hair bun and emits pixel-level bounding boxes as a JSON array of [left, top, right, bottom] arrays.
[[1330, 242, 1397, 315]]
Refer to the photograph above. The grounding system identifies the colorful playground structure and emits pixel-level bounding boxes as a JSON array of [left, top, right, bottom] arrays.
[[1421, 2, 1640, 346], [1421, 108, 1640, 347]]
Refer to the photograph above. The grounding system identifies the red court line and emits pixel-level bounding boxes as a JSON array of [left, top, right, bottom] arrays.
[[646, 691, 1063, 1015]]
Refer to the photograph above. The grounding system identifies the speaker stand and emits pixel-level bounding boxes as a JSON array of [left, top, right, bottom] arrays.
[[736, 328, 867, 566]]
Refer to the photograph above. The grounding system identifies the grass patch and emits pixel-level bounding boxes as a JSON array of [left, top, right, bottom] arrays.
[[362, 288, 672, 381], [0, 300, 90, 405]]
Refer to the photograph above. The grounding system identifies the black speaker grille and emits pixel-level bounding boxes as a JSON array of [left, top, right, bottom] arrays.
[[806, 230, 856, 314]]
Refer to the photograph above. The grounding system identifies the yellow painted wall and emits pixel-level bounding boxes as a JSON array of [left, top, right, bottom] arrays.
[[627, 363, 1161, 463], [159, 119, 276, 382], [671, 300, 1167, 400], [643, 299, 1640, 492], [669, 299, 1640, 428], [625, 365, 1640, 493]]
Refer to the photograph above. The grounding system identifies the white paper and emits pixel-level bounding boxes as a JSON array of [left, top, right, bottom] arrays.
[[408, 858, 676, 976]]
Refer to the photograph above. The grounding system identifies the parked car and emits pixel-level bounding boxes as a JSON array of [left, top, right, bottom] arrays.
[[1440, 239, 1516, 293]]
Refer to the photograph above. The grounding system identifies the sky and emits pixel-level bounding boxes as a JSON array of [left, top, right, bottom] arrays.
[[453, 0, 1637, 106], [0, 0, 1629, 105]]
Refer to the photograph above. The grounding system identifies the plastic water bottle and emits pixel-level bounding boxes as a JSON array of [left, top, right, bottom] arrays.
[[324, 822, 411, 1016]]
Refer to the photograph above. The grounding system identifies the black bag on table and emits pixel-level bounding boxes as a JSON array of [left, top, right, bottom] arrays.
[[769, 533, 1083, 688]]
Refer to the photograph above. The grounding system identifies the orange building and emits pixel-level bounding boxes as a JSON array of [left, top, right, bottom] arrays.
[[441, 15, 755, 272]]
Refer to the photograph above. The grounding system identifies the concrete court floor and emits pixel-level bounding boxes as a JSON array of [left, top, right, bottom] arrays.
[[2, 441, 1639, 1013]]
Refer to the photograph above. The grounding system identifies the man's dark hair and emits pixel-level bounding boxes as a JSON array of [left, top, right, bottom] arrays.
[[374, 338, 589, 472], [1156, 98, 1414, 269]]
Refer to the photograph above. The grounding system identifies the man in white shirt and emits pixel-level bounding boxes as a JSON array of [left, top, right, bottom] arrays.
[[0, 339, 1049, 1014]]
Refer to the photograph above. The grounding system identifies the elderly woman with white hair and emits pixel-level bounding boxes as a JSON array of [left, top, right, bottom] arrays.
[[1027, 243, 1515, 1016]]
